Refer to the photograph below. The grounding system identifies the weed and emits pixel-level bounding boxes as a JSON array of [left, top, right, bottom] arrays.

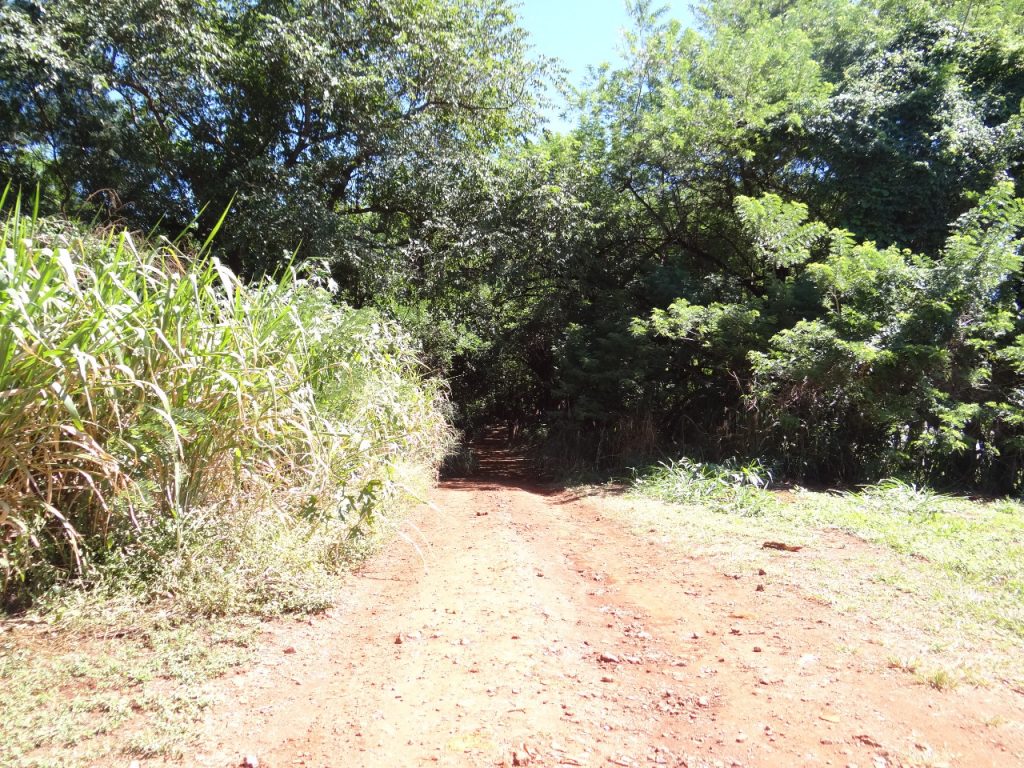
[[887, 655, 920, 674], [919, 667, 959, 691], [0, 198, 451, 767], [855, 479, 951, 519]]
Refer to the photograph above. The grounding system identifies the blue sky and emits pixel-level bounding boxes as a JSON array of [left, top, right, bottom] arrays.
[[514, 1, 698, 127]]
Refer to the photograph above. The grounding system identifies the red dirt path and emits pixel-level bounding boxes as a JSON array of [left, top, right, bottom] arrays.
[[187, 442, 1024, 768]]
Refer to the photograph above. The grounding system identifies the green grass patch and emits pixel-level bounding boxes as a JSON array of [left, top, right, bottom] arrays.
[[794, 481, 1024, 639], [631, 458, 780, 516], [627, 461, 1024, 686], [0, 610, 260, 768]]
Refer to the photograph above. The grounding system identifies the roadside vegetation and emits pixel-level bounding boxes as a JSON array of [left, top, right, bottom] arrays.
[[629, 461, 1024, 687], [0, 193, 451, 767], [1, 191, 451, 612], [1, 616, 262, 767], [5, 0, 1023, 493]]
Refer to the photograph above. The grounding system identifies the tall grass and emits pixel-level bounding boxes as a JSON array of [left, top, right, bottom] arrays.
[[0, 190, 451, 611]]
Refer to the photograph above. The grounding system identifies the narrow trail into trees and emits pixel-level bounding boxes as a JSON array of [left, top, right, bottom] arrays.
[[183, 443, 1024, 768]]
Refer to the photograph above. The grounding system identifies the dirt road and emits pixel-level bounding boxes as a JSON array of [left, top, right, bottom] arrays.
[[188, 444, 1024, 768]]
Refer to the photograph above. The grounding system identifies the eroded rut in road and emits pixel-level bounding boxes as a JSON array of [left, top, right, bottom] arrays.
[[186, 444, 1024, 768]]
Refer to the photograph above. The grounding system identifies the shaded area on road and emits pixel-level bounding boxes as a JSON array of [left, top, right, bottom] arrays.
[[471, 430, 535, 481]]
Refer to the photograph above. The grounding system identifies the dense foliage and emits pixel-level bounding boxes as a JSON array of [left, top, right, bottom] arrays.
[[3, 0, 1024, 497], [0, 193, 450, 609], [440, 0, 1024, 491], [0, 0, 545, 284]]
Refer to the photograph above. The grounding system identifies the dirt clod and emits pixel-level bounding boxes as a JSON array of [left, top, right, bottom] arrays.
[[855, 734, 883, 748], [762, 541, 803, 552]]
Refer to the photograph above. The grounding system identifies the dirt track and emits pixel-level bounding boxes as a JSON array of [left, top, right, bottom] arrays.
[[188, 443, 1024, 768]]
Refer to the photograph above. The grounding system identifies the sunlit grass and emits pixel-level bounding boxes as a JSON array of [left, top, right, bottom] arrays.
[[631, 457, 779, 516], [793, 483, 1024, 639], [1, 190, 451, 610], [626, 461, 1024, 686]]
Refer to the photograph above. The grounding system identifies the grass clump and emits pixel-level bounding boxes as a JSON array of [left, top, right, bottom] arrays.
[[631, 457, 778, 516], [0, 190, 451, 612], [855, 478, 951, 519]]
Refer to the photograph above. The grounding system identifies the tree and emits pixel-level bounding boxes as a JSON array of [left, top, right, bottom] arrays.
[[468, 0, 1024, 485], [806, 15, 1024, 252], [0, 0, 546, 280], [748, 182, 1024, 490]]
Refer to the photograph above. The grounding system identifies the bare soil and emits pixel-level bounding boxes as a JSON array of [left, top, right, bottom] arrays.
[[184, 441, 1024, 768]]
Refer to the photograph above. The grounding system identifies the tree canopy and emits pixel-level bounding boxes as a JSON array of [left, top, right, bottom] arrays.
[[1, 0, 546, 281], [3, 0, 1024, 491]]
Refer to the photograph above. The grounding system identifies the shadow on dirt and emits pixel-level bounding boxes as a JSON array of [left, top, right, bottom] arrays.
[[442, 430, 626, 501], [441, 429, 545, 490]]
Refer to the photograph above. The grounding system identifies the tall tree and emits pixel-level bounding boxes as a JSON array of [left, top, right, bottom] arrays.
[[0, 0, 546, 279]]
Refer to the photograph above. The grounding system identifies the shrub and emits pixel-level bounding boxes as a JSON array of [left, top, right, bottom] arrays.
[[854, 479, 952, 519]]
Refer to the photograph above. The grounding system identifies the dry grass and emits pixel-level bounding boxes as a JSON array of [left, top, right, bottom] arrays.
[[0, 465, 436, 768], [1, 196, 451, 609]]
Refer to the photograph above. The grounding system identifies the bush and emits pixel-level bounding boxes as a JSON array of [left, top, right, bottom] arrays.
[[854, 479, 952, 519], [0, 192, 451, 611]]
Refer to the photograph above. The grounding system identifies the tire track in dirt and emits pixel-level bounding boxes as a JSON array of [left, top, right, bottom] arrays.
[[184, 452, 1024, 768]]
